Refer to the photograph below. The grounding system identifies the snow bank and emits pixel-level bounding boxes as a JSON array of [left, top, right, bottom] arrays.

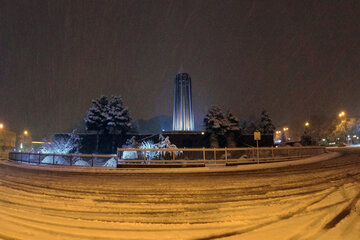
[[74, 160, 90, 166], [41, 156, 69, 165], [122, 151, 138, 159], [103, 158, 117, 167]]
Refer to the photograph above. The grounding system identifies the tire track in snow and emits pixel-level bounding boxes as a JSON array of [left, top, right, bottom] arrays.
[[0, 153, 359, 239]]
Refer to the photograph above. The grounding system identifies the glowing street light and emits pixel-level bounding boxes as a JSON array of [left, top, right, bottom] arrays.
[[305, 122, 310, 127], [24, 130, 28, 135], [339, 111, 345, 118], [282, 127, 290, 141], [0, 123, 3, 129]]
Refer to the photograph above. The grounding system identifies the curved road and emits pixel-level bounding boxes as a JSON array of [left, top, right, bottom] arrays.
[[0, 152, 359, 240]]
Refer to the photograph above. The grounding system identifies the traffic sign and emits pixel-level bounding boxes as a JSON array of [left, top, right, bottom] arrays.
[[254, 131, 261, 141]]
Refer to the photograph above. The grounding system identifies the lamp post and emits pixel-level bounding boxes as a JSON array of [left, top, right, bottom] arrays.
[[338, 111, 347, 144], [283, 127, 290, 141], [21, 130, 30, 151], [0, 123, 3, 129], [275, 130, 282, 142]]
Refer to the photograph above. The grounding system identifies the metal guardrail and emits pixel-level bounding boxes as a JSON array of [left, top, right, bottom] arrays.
[[8, 146, 325, 168], [8, 152, 117, 167], [117, 146, 326, 167]]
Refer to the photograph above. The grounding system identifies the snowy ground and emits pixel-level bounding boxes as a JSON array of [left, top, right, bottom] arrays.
[[0, 151, 359, 240]]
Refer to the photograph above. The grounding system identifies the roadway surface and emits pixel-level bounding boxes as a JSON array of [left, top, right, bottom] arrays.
[[0, 151, 359, 240]]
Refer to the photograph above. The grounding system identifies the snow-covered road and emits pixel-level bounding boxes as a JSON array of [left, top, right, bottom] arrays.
[[0, 152, 359, 240]]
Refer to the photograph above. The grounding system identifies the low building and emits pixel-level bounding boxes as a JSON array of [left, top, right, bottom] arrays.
[[0, 129, 16, 159], [55, 130, 274, 154]]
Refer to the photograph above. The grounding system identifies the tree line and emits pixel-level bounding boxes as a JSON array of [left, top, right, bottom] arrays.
[[84, 95, 276, 152]]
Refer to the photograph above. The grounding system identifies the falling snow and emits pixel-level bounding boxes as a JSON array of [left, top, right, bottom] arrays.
[[0, 1, 359, 138]]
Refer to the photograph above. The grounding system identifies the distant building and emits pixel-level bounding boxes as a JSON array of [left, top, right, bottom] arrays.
[[17, 131, 32, 152], [0, 129, 16, 158], [173, 73, 194, 131]]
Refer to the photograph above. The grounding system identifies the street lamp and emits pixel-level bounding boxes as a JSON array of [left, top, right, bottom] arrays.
[[0, 123, 3, 129], [24, 130, 28, 135], [275, 130, 281, 140], [305, 122, 310, 127], [338, 111, 349, 144], [339, 111, 345, 118], [283, 127, 290, 141]]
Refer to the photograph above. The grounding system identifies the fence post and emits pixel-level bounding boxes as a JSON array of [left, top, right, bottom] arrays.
[[214, 148, 216, 164], [256, 141, 259, 164], [172, 149, 175, 160], [69, 155, 72, 166], [53, 153, 55, 165], [28, 153, 31, 164], [225, 147, 227, 164], [38, 153, 41, 165], [116, 152, 119, 166], [203, 147, 205, 164], [272, 147, 274, 160], [91, 154, 94, 167]]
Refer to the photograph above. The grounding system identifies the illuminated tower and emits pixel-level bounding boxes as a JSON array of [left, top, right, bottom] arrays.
[[173, 73, 194, 131]]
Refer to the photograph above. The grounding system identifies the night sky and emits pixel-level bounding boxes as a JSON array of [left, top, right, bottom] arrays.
[[1, 0, 359, 139]]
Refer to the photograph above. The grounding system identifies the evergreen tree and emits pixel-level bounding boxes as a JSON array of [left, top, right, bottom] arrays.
[[107, 96, 132, 152], [84, 95, 108, 132], [259, 109, 275, 134], [84, 95, 132, 153], [107, 96, 131, 129], [204, 105, 230, 148], [243, 121, 259, 134], [227, 112, 240, 131], [300, 128, 314, 146], [226, 111, 240, 147], [84, 95, 108, 153]]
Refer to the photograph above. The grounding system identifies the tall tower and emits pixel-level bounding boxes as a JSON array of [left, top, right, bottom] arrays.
[[173, 73, 194, 131]]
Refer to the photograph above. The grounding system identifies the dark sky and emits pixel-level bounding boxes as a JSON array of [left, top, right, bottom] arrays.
[[1, 0, 359, 139]]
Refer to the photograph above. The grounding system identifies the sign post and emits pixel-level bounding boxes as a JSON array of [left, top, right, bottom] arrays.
[[254, 132, 261, 164]]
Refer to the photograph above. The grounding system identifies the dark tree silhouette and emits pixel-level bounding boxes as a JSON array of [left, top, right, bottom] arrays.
[[84, 95, 131, 153], [259, 109, 275, 134]]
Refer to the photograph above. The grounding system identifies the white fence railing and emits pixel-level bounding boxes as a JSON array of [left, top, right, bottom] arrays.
[[8, 152, 117, 167], [7, 146, 325, 168], [117, 146, 325, 167]]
